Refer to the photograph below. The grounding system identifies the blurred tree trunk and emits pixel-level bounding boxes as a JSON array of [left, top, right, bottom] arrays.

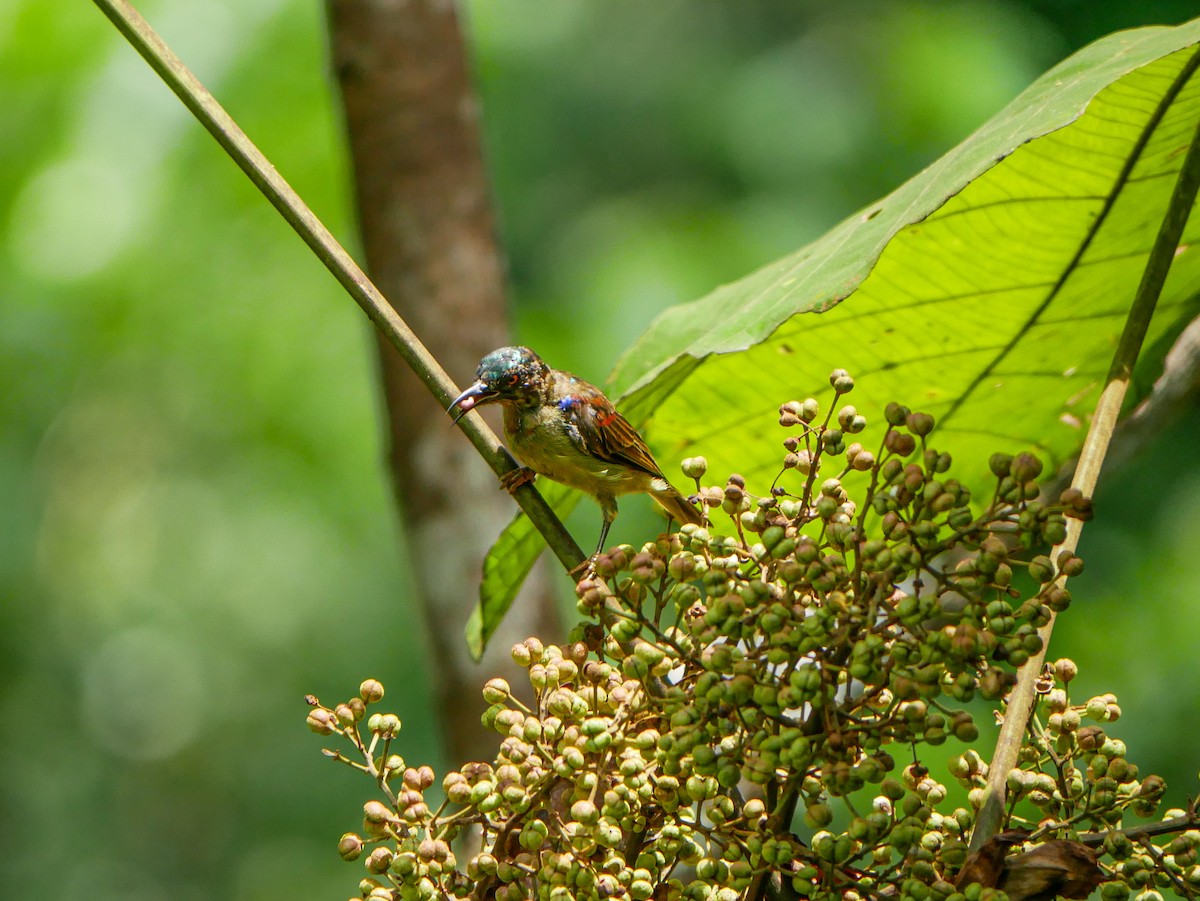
[[325, 0, 560, 763]]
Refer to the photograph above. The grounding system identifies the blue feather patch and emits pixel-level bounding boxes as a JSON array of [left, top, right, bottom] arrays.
[[557, 397, 578, 411]]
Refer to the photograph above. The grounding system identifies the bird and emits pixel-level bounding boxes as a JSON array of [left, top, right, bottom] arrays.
[[448, 346, 702, 564]]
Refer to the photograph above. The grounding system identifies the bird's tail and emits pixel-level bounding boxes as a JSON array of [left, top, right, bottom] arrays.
[[650, 481, 704, 526]]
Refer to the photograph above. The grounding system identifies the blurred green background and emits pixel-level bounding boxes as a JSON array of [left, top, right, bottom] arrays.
[[2, 1, 1198, 898]]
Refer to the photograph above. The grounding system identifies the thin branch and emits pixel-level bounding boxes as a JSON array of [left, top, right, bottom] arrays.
[[1138, 835, 1196, 899], [971, 50, 1200, 850], [91, 0, 585, 573], [1076, 801, 1200, 847]]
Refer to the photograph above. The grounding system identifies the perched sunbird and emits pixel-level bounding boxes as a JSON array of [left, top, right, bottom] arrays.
[[450, 346, 702, 560]]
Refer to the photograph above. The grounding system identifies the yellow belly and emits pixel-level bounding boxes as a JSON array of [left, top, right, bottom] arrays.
[[506, 404, 652, 500]]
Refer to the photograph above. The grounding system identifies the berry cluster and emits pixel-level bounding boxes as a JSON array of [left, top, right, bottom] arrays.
[[955, 661, 1196, 901], [307, 371, 1191, 901]]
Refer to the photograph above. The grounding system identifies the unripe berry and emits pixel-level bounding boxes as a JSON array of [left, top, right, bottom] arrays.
[[1042, 519, 1067, 544], [743, 798, 766, 819], [804, 802, 833, 828], [571, 798, 599, 825], [906, 412, 934, 436], [378, 765, 413, 800], [338, 833, 364, 861], [830, 369, 855, 393], [952, 712, 979, 742], [365, 847, 393, 874], [363, 800, 394, 824], [851, 449, 875, 471], [1057, 550, 1084, 577], [1011, 452, 1043, 483], [307, 708, 336, 735], [1063, 489, 1095, 520], [481, 677, 510, 704], [1044, 585, 1071, 611], [885, 429, 917, 456], [792, 449, 814, 475], [681, 456, 708, 479], [368, 713, 401, 738], [524, 637, 544, 661], [1028, 555, 1054, 583], [988, 453, 1013, 477], [1138, 774, 1166, 799], [359, 679, 385, 703], [880, 458, 904, 483], [1053, 658, 1079, 683], [510, 643, 532, 667]]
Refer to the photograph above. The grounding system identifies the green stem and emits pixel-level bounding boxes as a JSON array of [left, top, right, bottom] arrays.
[[970, 56, 1200, 850], [91, 0, 585, 572]]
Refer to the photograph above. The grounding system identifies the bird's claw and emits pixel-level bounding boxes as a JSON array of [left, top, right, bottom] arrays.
[[499, 467, 536, 494], [569, 555, 598, 580]]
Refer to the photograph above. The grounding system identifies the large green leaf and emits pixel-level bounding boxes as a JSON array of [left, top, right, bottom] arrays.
[[470, 21, 1200, 656], [613, 22, 1200, 492]]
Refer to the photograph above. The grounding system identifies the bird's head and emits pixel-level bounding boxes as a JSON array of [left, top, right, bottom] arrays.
[[449, 346, 551, 423]]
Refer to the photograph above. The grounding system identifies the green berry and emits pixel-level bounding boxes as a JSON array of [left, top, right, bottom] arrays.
[[359, 679, 385, 703]]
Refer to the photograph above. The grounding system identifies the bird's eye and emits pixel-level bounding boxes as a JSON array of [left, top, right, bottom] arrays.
[[506, 373, 519, 386]]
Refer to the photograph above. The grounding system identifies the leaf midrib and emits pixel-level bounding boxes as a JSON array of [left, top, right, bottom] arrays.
[[938, 46, 1200, 429]]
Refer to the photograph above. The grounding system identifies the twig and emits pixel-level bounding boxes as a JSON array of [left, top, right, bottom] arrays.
[[1075, 803, 1200, 847], [1137, 835, 1195, 899], [90, 0, 585, 573]]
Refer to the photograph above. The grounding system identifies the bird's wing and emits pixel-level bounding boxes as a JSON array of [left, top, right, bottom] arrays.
[[565, 382, 665, 479]]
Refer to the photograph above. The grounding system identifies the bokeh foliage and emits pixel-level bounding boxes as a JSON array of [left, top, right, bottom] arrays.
[[1, 2, 1197, 899]]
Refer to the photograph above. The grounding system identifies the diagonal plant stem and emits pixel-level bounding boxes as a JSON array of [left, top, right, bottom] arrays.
[[92, 0, 585, 573], [970, 82, 1200, 850]]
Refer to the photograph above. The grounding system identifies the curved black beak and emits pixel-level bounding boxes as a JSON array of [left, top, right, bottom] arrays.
[[448, 381, 498, 425]]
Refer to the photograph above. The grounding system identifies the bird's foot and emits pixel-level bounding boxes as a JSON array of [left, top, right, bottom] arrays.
[[569, 554, 598, 580], [499, 466, 537, 494]]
